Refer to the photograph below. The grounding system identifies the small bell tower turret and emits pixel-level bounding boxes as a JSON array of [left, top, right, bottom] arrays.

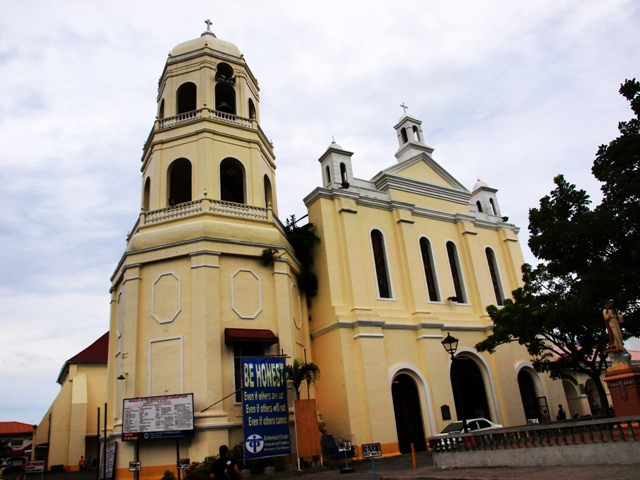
[[393, 104, 434, 163], [318, 140, 354, 189]]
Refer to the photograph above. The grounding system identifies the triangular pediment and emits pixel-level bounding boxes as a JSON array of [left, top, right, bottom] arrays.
[[376, 153, 467, 192]]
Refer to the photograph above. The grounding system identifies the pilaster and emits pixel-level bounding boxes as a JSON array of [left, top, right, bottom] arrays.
[[190, 251, 222, 414]]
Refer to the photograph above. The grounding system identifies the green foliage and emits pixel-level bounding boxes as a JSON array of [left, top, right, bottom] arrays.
[[286, 358, 321, 399], [228, 442, 244, 464], [284, 215, 321, 300], [476, 79, 640, 413], [184, 443, 245, 480], [0, 439, 11, 457], [184, 456, 215, 480], [261, 247, 282, 265], [160, 470, 176, 480]]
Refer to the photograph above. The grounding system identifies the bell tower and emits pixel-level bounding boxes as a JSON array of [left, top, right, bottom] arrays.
[[106, 22, 311, 480], [393, 105, 434, 163], [142, 21, 275, 213]]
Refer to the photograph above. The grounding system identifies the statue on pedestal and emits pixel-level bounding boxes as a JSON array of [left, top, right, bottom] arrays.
[[604, 300, 631, 367]]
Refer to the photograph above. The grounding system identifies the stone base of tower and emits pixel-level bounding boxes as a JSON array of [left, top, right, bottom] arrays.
[[604, 363, 640, 417]]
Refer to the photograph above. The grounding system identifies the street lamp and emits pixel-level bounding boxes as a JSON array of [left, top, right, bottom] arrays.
[[441, 332, 467, 433]]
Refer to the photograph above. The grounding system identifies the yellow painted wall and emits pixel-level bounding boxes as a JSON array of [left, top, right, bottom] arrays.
[[306, 134, 567, 452]]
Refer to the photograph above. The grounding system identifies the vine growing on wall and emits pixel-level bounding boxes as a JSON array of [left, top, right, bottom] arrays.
[[284, 215, 320, 303]]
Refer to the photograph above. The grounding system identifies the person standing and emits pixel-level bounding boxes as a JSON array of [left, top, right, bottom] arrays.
[[556, 404, 567, 421], [78, 456, 86, 471], [209, 445, 242, 480]]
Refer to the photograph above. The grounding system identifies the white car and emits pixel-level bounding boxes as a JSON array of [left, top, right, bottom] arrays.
[[439, 417, 503, 434]]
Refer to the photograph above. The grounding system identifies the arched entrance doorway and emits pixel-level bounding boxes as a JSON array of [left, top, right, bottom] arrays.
[[562, 378, 583, 418], [392, 374, 426, 453], [518, 370, 541, 422], [584, 378, 605, 417], [450, 356, 491, 421]]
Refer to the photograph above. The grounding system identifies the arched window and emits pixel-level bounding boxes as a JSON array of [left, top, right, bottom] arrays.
[[143, 177, 151, 211], [176, 82, 197, 114], [263, 174, 273, 208], [419, 237, 439, 301], [371, 229, 392, 299], [220, 158, 245, 204], [158, 99, 165, 120], [485, 248, 504, 306], [215, 82, 236, 114], [476, 201, 483, 213], [340, 163, 348, 185], [325, 166, 331, 184], [167, 158, 192, 206], [248, 98, 257, 120], [412, 125, 420, 142], [489, 198, 497, 215], [446, 241, 466, 303], [401, 127, 408, 144]]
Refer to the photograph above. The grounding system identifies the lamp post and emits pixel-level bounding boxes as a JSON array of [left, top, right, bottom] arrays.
[[441, 332, 468, 433]]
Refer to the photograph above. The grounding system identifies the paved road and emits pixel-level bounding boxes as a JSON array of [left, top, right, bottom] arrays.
[[7, 453, 640, 480], [285, 451, 639, 480]]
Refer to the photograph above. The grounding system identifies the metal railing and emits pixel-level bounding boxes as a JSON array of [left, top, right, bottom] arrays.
[[429, 416, 640, 452]]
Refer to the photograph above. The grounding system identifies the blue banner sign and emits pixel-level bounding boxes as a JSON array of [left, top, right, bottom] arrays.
[[241, 356, 290, 459]]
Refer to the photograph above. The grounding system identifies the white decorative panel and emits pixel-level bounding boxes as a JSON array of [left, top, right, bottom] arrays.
[[117, 291, 125, 338], [292, 284, 302, 329], [231, 269, 262, 319], [152, 272, 182, 324], [149, 337, 183, 396]]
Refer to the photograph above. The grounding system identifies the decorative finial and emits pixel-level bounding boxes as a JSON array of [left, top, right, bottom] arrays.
[[400, 102, 408, 114], [204, 19, 212, 31]]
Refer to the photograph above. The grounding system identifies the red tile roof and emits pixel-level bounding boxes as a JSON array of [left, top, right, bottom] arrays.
[[56, 332, 109, 384], [0, 422, 35, 435]]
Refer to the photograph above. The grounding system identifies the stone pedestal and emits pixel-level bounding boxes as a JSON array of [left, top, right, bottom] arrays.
[[604, 363, 640, 417]]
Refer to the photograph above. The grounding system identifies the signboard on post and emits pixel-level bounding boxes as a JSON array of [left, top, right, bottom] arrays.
[[24, 461, 45, 473], [122, 394, 194, 441], [241, 356, 290, 460], [362, 443, 382, 458], [100, 442, 117, 480]]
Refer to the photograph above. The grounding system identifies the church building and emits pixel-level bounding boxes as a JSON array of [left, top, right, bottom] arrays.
[[100, 24, 568, 478], [304, 117, 564, 454]]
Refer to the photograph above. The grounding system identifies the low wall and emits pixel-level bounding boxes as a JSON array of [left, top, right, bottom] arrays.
[[429, 416, 640, 469]]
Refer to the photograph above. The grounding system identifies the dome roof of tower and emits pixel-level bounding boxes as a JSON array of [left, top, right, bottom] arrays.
[[473, 178, 490, 191], [170, 31, 242, 58], [327, 140, 344, 150]]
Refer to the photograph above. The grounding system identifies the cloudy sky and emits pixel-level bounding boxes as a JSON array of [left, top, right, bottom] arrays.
[[1, 1, 638, 424]]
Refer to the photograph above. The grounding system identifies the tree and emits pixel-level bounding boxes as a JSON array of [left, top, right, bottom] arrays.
[[284, 215, 320, 302], [285, 358, 320, 400], [476, 79, 640, 415], [0, 439, 11, 458]]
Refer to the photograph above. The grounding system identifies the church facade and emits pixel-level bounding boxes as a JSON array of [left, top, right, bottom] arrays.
[[304, 117, 565, 455], [101, 26, 568, 478]]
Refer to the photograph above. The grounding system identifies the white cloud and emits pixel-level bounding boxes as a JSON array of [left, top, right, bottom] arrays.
[[1, 0, 639, 423]]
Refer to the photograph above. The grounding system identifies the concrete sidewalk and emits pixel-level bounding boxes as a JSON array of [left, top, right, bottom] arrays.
[[295, 451, 639, 480], [12, 455, 640, 480]]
